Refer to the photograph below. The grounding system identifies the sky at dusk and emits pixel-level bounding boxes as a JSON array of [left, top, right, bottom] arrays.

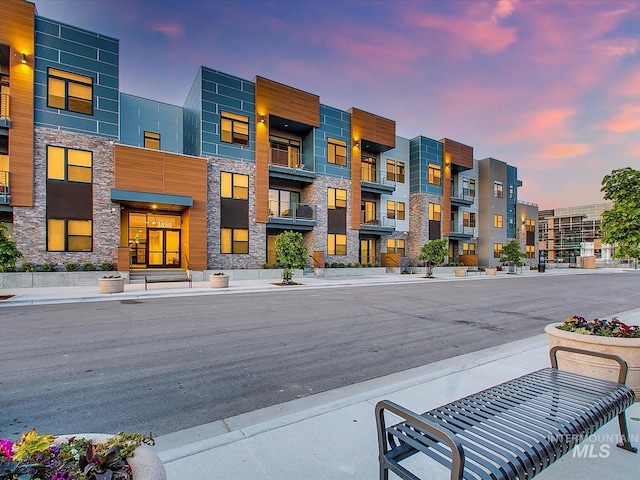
[[32, 0, 640, 210]]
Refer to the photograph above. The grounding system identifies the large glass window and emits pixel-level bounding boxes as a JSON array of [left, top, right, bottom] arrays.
[[361, 156, 377, 183], [493, 243, 503, 258], [47, 146, 92, 183], [47, 219, 92, 251], [494, 180, 503, 198], [270, 135, 301, 168], [386, 160, 405, 183], [462, 178, 476, 197], [144, 131, 161, 150], [221, 172, 249, 199], [328, 188, 347, 210], [47, 68, 93, 115], [221, 111, 249, 146], [328, 138, 347, 166], [428, 164, 441, 185], [269, 189, 301, 217], [463, 243, 476, 255], [328, 234, 347, 255], [221, 228, 249, 254], [387, 238, 405, 256], [526, 245, 535, 259], [525, 219, 535, 232], [463, 211, 476, 228], [429, 203, 441, 221], [387, 201, 405, 220], [493, 214, 503, 228]]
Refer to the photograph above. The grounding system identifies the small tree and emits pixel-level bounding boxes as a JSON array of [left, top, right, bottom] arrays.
[[275, 231, 308, 285], [500, 240, 526, 273], [0, 223, 22, 272], [418, 238, 448, 278], [600, 167, 640, 267]]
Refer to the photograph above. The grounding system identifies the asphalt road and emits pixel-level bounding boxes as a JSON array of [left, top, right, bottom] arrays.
[[1, 271, 638, 437]]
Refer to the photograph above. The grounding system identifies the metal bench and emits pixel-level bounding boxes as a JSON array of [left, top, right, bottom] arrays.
[[466, 268, 482, 275], [144, 273, 192, 290], [376, 346, 637, 480]]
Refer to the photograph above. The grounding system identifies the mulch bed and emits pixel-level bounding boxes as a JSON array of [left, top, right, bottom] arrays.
[[0, 295, 15, 300]]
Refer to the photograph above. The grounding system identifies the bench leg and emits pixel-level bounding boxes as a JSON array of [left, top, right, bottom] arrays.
[[617, 413, 638, 453]]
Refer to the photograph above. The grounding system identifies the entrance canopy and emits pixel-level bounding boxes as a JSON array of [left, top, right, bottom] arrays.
[[110, 189, 193, 212]]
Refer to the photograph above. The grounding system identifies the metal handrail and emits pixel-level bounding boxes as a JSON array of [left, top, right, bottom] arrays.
[[361, 212, 395, 228], [268, 202, 315, 221], [361, 166, 395, 186], [0, 93, 9, 118]]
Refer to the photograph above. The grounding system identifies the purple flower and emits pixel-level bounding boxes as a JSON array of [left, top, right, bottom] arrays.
[[0, 439, 13, 460]]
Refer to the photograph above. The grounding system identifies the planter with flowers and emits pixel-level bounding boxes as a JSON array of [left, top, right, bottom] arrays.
[[545, 316, 640, 398], [209, 272, 229, 288], [0, 430, 166, 480], [98, 275, 125, 294]]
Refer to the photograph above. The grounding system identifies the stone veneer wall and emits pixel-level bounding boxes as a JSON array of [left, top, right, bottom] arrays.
[[382, 231, 410, 267], [13, 127, 118, 269], [408, 192, 443, 265], [206, 157, 266, 269]]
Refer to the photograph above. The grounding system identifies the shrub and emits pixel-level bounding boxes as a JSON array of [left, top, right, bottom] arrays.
[[81, 262, 96, 271], [40, 262, 55, 272], [64, 262, 79, 272], [18, 262, 36, 272], [100, 261, 115, 271]]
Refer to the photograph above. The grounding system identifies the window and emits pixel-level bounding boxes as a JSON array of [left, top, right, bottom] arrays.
[[525, 219, 535, 232], [221, 228, 249, 254], [47, 218, 92, 251], [493, 214, 503, 228], [509, 184, 514, 199], [328, 233, 347, 255], [361, 156, 377, 182], [328, 138, 347, 166], [462, 178, 476, 197], [47, 146, 92, 183], [144, 131, 161, 150], [493, 243, 503, 258], [463, 211, 476, 228], [494, 180, 503, 198], [221, 111, 249, 146], [387, 238, 405, 256], [428, 164, 441, 185], [221, 172, 249, 200], [362, 201, 377, 224], [270, 135, 301, 168], [526, 245, 535, 259], [463, 243, 476, 255], [269, 189, 300, 217], [386, 160, 405, 183], [429, 203, 441, 221], [387, 201, 405, 220], [47, 68, 93, 115], [328, 188, 347, 210]]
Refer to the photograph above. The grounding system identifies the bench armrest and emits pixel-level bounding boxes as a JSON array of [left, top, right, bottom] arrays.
[[550, 345, 629, 384], [376, 400, 465, 480]]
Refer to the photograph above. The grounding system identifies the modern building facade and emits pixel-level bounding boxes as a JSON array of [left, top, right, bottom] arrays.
[[0, 0, 537, 272], [538, 202, 613, 265]]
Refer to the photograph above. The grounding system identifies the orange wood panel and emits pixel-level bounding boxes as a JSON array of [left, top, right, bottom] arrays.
[[255, 77, 319, 126], [350, 142, 361, 230], [2, 0, 36, 206], [116, 246, 130, 271], [381, 252, 400, 268], [441, 138, 473, 170], [349, 108, 395, 149], [313, 250, 325, 268], [459, 254, 478, 266], [254, 114, 270, 223], [114, 145, 164, 192]]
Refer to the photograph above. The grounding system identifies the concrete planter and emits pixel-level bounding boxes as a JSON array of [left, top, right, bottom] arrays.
[[485, 267, 497, 276], [98, 276, 125, 294], [545, 323, 640, 398], [54, 434, 166, 480], [209, 274, 229, 288], [454, 268, 467, 277]]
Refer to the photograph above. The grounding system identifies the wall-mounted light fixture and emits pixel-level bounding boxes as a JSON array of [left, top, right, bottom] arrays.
[[260, 115, 265, 123], [21, 53, 27, 64], [354, 140, 360, 148]]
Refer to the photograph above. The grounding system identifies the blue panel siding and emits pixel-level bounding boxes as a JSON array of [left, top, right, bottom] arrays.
[[316, 105, 351, 178], [183, 68, 203, 157], [35, 16, 120, 139], [218, 84, 253, 103], [410, 136, 442, 193]]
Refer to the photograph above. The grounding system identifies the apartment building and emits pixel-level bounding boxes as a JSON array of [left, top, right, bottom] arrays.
[[0, 0, 536, 272], [538, 203, 613, 265]]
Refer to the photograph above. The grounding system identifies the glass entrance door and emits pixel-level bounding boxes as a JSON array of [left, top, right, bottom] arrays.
[[360, 239, 376, 266], [148, 229, 181, 267]]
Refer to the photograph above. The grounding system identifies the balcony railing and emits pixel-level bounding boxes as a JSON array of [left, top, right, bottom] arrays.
[[451, 187, 475, 203], [269, 148, 314, 171], [0, 170, 9, 204], [361, 166, 395, 187], [269, 201, 316, 222], [450, 223, 475, 236], [361, 212, 396, 229]]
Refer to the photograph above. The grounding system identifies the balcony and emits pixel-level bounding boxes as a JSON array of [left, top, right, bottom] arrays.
[[0, 93, 10, 128], [360, 212, 396, 234], [268, 201, 316, 230], [449, 222, 475, 239], [360, 166, 395, 195], [268, 148, 316, 183], [0, 170, 9, 204], [451, 187, 475, 206]]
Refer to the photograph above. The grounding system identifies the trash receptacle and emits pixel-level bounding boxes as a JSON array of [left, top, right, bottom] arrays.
[[538, 264, 545, 273]]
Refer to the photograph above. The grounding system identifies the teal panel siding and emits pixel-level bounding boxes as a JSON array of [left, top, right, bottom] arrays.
[[316, 105, 351, 178], [183, 68, 203, 157], [34, 16, 119, 139], [410, 136, 442, 194], [506, 165, 518, 238]]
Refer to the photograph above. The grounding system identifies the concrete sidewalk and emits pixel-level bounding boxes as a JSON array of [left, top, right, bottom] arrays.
[[154, 334, 639, 480]]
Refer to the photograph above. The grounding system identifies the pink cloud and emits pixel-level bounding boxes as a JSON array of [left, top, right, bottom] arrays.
[[605, 104, 640, 132], [538, 143, 592, 159], [147, 21, 183, 37], [502, 108, 578, 144], [628, 145, 640, 155]]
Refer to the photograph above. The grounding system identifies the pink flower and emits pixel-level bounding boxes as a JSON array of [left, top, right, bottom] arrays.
[[0, 438, 13, 460]]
